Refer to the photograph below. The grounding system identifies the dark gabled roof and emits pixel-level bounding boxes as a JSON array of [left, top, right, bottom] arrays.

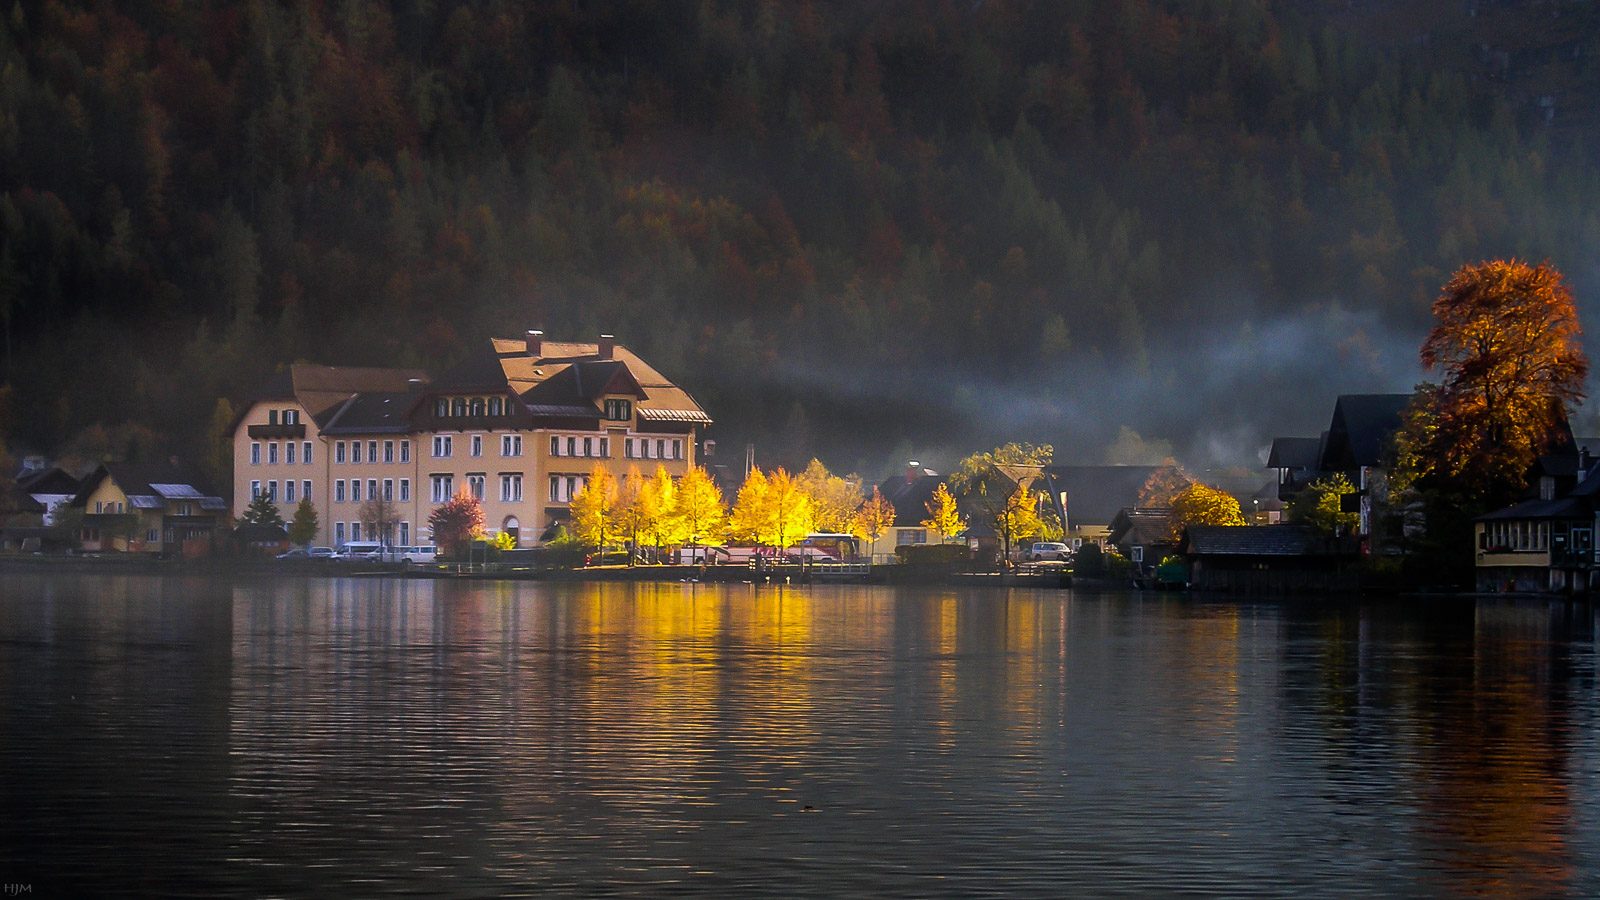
[[1181, 525, 1354, 557], [1475, 497, 1588, 521], [1039, 466, 1169, 528], [16, 467, 79, 495], [319, 392, 420, 434], [71, 459, 227, 510], [1267, 437, 1321, 469], [1107, 507, 1172, 546], [430, 349, 513, 391], [1319, 394, 1412, 471], [877, 470, 945, 524]]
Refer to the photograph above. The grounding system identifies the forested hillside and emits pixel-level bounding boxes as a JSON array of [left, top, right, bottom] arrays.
[[2, 0, 1599, 473]]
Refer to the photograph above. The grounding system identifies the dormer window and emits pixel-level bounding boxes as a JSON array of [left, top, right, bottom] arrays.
[[489, 397, 504, 416], [471, 398, 485, 417], [452, 397, 467, 417], [1540, 476, 1556, 501], [605, 399, 632, 421], [435, 398, 449, 417], [269, 410, 279, 425]]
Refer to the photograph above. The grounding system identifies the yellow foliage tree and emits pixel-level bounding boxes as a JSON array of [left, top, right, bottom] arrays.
[[673, 465, 726, 557], [921, 482, 966, 542], [642, 466, 687, 556], [798, 458, 863, 532], [851, 485, 896, 551], [614, 465, 655, 565], [729, 466, 815, 549], [1167, 482, 1246, 540], [570, 463, 622, 550], [727, 468, 770, 544]]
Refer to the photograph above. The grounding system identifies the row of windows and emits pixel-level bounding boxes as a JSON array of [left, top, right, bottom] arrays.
[[426, 474, 525, 503], [335, 440, 411, 465], [266, 409, 301, 425], [435, 396, 507, 418], [334, 479, 410, 504], [624, 437, 683, 460], [94, 500, 125, 514], [429, 435, 525, 458], [251, 480, 314, 504], [1481, 521, 1552, 552], [550, 435, 609, 459], [251, 441, 313, 466], [333, 521, 412, 546]]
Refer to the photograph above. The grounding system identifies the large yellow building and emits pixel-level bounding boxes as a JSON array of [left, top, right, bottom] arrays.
[[231, 333, 711, 548]]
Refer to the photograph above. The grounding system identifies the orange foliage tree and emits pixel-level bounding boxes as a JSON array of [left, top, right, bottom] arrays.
[[1396, 260, 1588, 503]]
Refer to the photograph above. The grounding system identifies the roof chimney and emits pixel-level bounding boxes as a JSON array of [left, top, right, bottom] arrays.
[[598, 333, 615, 359], [526, 329, 543, 357], [907, 460, 920, 485]]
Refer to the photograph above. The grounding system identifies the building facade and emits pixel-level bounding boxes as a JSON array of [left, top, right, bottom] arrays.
[[231, 334, 711, 548]]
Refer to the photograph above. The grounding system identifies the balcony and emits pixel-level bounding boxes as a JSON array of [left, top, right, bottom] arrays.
[[248, 423, 307, 439]]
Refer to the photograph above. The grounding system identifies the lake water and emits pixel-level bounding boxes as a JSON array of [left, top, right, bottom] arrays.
[[2, 573, 1599, 897]]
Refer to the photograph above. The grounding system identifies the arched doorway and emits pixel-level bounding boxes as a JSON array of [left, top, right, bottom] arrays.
[[501, 516, 520, 548]]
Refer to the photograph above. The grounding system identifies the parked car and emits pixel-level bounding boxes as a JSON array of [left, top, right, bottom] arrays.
[[276, 548, 309, 560], [381, 545, 439, 563], [308, 546, 337, 559], [1025, 542, 1071, 562]]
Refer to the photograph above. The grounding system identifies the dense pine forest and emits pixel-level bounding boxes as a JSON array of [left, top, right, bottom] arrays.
[[2, 0, 1599, 475]]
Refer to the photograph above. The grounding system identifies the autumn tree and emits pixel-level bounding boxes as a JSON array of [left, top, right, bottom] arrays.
[[359, 495, 402, 546], [570, 464, 622, 551], [287, 497, 319, 546], [1135, 464, 1193, 507], [949, 442, 1053, 491], [1394, 260, 1588, 506], [729, 466, 815, 549], [429, 487, 484, 558], [798, 458, 863, 532], [641, 466, 687, 559], [851, 486, 896, 553], [1167, 483, 1246, 540], [673, 465, 726, 558], [1288, 474, 1358, 537], [921, 482, 966, 542]]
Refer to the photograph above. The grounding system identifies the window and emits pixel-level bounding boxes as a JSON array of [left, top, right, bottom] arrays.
[[399, 522, 410, 545], [471, 435, 483, 457], [269, 409, 279, 425], [471, 398, 485, 417], [251, 443, 261, 465], [431, 475, 453, 503], [351, 522, 361, 542], [500, 474, 522, 502], [549, 476, 561, 502], [433, 436, 452, 457], [400, 440, 410, 463], [569, 475, 581, 500], [303, 480, 312, 500], [250, 482, 261, 501], [583, 437, 593, 458], [468, 474, 486, 500], [285, 480, 296, 503], [367, 480, 378, 503], [567, 437, 576, 457], [350, 479, 361, 503], [502, 435, 522, 457], [367, 441, 378, 462], [95, 501, 103, 513], [435, 398, 449, 417], [672, 439, 682, 460], [268, 443, 279, 465], [335, 522, 346, 545], [351, 441, 362, 464], [625, 438, 634, 459], [383, 479, 394, 502], [268, 481, 278, 502], [452, 398, 466, 416], [336, 480, 346, 502], [550, 436, 560, 456], [488, 397, 503, 416], [286, 442, 297, 465], [147, 529, 159, 544], [336, 441, 347, 463], [605, 398, 632, 421], [399, 479, 410, 503], [599, 438, 608, 458], [656, 439, 666, 459], [286, 409, 298, 424], [1131, 546, 1144, 563], [896, 529, 927, 546], [303, 442, 313, 464], [384, 441, 395, 463]]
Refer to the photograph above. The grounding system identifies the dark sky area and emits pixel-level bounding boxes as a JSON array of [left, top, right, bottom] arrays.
[[1, 0, 1598, 478]]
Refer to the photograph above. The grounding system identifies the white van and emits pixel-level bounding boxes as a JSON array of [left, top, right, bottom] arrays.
[[334, 541, 384, 561], [382, 545, 439, 563]]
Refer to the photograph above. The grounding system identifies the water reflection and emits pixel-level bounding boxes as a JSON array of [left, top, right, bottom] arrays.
[[2, 575, 1599, 896]]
